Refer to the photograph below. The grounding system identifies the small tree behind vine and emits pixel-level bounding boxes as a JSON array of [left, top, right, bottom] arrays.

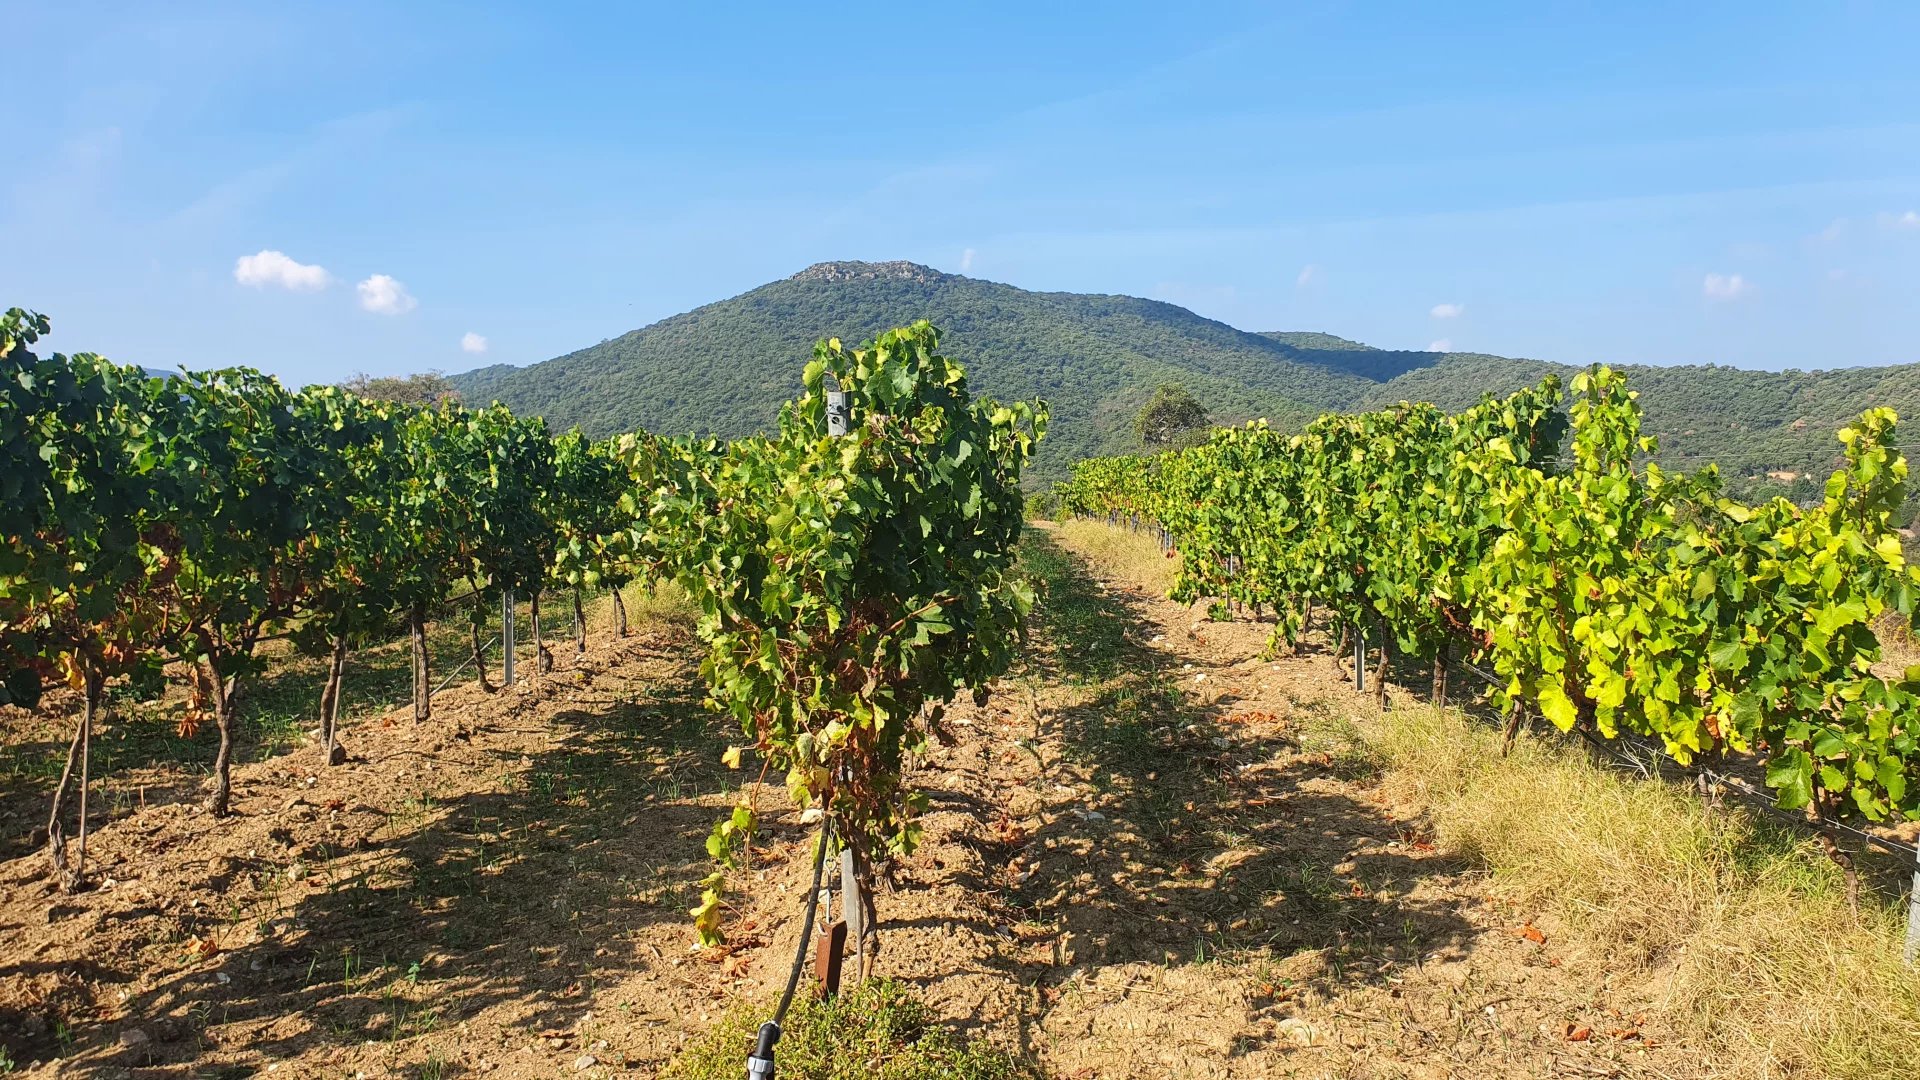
[[1134, 383, 1210, 448]]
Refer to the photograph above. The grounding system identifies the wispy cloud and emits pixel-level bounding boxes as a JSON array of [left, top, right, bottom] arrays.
[[1295, 264, 1321, 287], [357, 273, 417, 314], [234, 249, 331, 291], [1426, 339, 1452, 352], [1429, 302, 1464, 319], [1881, 210, 1920, 230], [959, 248, 975, 273], [1702, 272, 1750, 300], [167, 105, 421, 231], [9, 127, 124, 222], [461, 331, 488, 354]]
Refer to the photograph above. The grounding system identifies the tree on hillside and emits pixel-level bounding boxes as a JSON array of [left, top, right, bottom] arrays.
[[341, 371, 460, 406], [1135, 383, 1211, 447]]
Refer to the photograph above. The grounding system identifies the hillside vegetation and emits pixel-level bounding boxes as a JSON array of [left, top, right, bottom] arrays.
[[453, 262, 1374, 476], [452, 260, 1920, 501], [1368, 354, 1920, 502]]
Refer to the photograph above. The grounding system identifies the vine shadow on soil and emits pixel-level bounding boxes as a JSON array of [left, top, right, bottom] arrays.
[[1006, 532, 1488, 1011], [0, 606, 522, 866], [5, 637, 739, 1077]]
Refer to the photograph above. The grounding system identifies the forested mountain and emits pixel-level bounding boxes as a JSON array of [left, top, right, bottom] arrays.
[[452, 261, 1383, 473], [452, 261, 1920, 502], [1366, 354, 1920, 506]]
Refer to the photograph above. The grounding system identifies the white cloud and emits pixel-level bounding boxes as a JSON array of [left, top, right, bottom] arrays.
[[1881, 210, 1920, 230], [461, 331, 488, 354], [1702, 272, 1750, 300], [1429, 302, 1465, 319], [234, 249, 330, 291], [357, 273, 417, 315], [1295, 264, 1321, 287], [959, 248, 975, 273], [1426, 339, 1452, 352], [1815, 218, 1848, 242]]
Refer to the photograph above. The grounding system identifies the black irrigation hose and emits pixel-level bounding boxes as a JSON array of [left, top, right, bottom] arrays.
[[749, 816, 833, 1078], [1693, 763, 1918, 860]]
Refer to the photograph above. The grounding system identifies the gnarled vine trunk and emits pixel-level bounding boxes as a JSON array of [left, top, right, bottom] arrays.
[[47, 666, 103, 892], [1808, 796, 1861, 920], [319, 633, 349, 766], [203, 654, 237, 816], [848, 835, 881, 982], [611, 588, 628, 638], [470, 592, 496, 693], [573, 588, 586, 655], [1375, 621, 1391, 709], [1501, 701, 1528, 757], [532, 590, 552, 674]]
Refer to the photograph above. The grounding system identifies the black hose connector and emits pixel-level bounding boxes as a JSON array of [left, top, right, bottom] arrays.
[[746, 1020, 780, 1078]]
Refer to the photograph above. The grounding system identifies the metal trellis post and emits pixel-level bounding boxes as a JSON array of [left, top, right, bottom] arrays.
[[502, 589, 516, 687], [840, 847, 863, 967], [1907, 842, 1919, 966]]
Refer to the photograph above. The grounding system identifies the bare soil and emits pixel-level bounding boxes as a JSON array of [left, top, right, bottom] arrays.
[[0, 531, 1737, 1078]]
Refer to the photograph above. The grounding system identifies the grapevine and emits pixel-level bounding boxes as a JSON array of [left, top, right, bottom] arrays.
[[3, 309, 1049, 947], [642, 322, 1046, 946], [1060, 368, 1920, 835]]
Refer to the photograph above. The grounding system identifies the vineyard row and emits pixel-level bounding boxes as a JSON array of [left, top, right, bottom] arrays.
[[1056, 368, 1920, 846], [2, 310, 1045, 948]]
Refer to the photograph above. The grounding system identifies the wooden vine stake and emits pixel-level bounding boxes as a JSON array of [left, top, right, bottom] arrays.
[[1374, 622, 1390, 710], [840, 847, 868, 979]]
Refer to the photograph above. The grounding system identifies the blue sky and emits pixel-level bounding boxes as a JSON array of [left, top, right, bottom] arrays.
[[6, 1, 1919, 386]]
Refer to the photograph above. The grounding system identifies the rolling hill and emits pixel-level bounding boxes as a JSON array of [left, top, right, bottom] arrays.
[[451, 261, 1920, 503], [452, 261, 1390, 473]]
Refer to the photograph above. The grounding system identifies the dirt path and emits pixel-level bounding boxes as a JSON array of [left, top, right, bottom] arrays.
[[915, 524, 1708, 1080], [3, 529, 1714, 1079]]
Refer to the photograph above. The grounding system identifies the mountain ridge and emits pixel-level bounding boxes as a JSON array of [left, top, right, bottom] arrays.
[[449, 261, 1920, 499]]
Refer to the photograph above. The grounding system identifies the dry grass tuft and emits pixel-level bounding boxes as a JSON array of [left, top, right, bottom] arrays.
[[665, 980, 1037, 1080], [1051, 518, 1177, 597], [1878, 611, 1920, 671], [610, 579, 698, 631], [1367, 706, 1920, 1080]]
